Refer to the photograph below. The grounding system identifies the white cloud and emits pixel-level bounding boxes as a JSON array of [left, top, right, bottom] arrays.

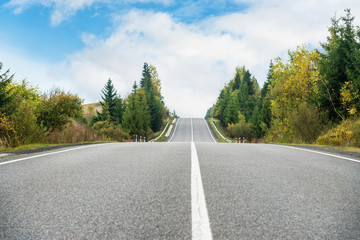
[[54, 2, 360, 117], [3, 0, 360, 117]]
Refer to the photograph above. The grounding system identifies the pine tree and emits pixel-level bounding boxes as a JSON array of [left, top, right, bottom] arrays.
[[140, 62, 152, 92], [92, 78, 118, 124], [318, 9, 360, 120], [140, 62, 164, 132], [224, 96, 239, 125], [123, 82, 150, 137], [114, 95, 125, 125], [0, 62, 14, 114]]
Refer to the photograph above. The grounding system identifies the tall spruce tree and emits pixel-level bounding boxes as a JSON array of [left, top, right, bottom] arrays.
[[114, 95, 125, 125], [92, 78, 118, 124], [319, 9, 360, 120], [123, 82, 151, 137], [0, 63, 14, 114], [140, 62, 164, 132]]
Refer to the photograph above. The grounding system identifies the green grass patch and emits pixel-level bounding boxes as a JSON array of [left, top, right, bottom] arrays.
[[156, 119, 173, 142], [207, 118, 229, 143]]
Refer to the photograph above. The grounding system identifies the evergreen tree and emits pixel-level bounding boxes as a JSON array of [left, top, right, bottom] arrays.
[[148, 92, 163, 132], [139, 62, 164, 132], [114, 95, 125, 125], [140, 62, 152, 92], [232, 70, 241, 90], [92, 78, 118, 124], [0, 63, 14, 114], [217, 88, 231, 125], [123, 82, 150, 137], [224, 96, 239, 125], [258, 61, 273, 135], [318, 9, 360, 120]]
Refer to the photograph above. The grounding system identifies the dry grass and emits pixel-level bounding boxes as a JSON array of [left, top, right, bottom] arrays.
[[83, 102, 102, 121], [47, 121, 103, 144]]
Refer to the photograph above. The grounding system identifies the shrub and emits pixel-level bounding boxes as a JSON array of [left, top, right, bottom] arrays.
[[37, 89, 83, 132], [227, 121, 254, 140], [92, 121, 129, 141], [317, 119, 360, 147], [0, 114, 19, 147], [47, 121, 102, 144], [11, 99, 46, 144], [288, 102, 325, 143]]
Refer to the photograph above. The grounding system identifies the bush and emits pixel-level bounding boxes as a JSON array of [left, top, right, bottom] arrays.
[[47, 121, 102, 144], [11, 99, 46, 144], [288, 102, 325, 143], [92, 121, 129, 141], [0, 114, 19, 147], [317, 119, 360, 147], [227, 121, 254, 140], [37, 89, 83, 132]]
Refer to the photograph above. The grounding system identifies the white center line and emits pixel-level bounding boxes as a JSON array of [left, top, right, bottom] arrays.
[[191, 118, 213, 240]]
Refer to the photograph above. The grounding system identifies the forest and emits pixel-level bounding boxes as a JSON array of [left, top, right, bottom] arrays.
[[207, 10, 360, 148], [0, 62, 171, 149]]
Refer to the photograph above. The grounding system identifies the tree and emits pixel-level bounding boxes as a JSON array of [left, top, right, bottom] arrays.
[[224, 95, 239, 125], [140, 62, 152, 93], [0, 62, 14, 114], [114, 95, 125, 125], [270, 46, 321, 121], [319, 9, 360, 120], [258, 61, 273, 136], [94, 78, 118, 123], [123, 82, 151, 137], [139, 62, 164, 132], [8, 81, 45, 144], [37, 89, 83, 132], [269, 45, 321, 142], [149, 64, 162, 98]]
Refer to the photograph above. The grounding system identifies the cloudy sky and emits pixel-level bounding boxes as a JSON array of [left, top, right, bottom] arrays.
[[1, 0, 360, 117]]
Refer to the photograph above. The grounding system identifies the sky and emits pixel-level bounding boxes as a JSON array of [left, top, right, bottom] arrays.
[[1, 0, 360, 117]]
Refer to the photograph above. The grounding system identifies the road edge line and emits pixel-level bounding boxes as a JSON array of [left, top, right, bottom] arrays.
[[203, 118, 216, 143], [0, 144, 109, 166], [279, 145, 360, 163], [168, 118, 181, 142]]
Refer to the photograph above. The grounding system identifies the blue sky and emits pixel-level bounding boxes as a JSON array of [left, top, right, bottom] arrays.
[[1, 0, 360, 117], [1, 1, 249, 61]]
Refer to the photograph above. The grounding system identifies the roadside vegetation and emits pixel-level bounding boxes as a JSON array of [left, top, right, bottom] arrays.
[[207, 10, 360, 150], [0, 62, 173, 151]]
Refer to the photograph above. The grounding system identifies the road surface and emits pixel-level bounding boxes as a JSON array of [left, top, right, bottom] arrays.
[[1, 118, 359, 239]]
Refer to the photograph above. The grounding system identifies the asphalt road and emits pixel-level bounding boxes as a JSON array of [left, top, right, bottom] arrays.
[[1, 118, 360, 239]]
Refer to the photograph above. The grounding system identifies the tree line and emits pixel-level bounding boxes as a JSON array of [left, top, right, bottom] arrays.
[[91, 62, 169, 140], [0, 62, 171, 148], [208, 9, 360, 147]]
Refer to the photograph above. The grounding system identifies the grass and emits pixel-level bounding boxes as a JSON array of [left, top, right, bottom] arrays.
[[82, 102, 102, 121], [207, 118, 228, 143], [156, 119, 173, 142]]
